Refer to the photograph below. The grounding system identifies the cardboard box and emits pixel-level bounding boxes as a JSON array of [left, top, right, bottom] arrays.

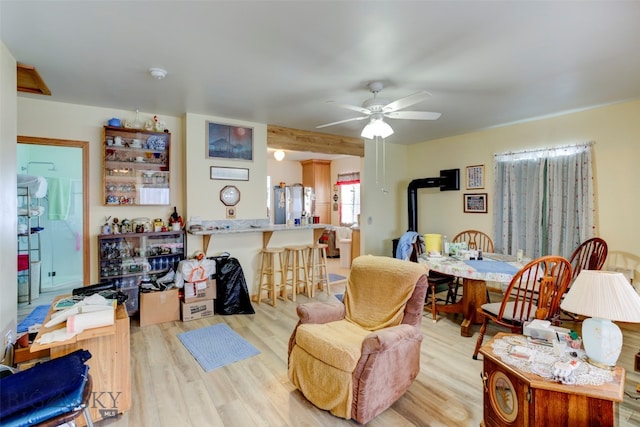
[[183, 279, 216, 303], [139, 288, 180, 327], [181, 299, 214, 321]]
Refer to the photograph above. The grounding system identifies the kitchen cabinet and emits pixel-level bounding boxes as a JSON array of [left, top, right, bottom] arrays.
[[98, 231, 185, 314], [301, 160, 331, 223], [103, 126, 171, 206]]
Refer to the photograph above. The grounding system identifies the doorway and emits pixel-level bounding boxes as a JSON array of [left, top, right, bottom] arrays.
[[17, 136, 89, 296]]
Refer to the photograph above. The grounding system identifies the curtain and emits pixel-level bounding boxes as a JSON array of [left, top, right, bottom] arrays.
[[493, 143, 594, 259], [337, 171, 360, 185]]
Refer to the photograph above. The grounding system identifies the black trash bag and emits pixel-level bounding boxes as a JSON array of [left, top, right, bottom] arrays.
[[213, 256, 255, 315]]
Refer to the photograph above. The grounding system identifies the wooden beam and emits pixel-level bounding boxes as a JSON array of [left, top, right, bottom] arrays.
[[267, 125, 364, 157], [17, 63, 51, 96]]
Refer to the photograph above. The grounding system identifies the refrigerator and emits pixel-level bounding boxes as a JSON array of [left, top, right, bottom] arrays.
[[273, 185, 313, 224]]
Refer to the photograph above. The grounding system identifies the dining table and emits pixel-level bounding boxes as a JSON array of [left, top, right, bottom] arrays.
[[419, 253, 523, 337]]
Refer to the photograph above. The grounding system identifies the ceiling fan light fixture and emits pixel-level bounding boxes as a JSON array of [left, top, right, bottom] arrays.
[[149, 67, 168, 80], [361, 118, 394, 139], [274, 150, 285, 161]]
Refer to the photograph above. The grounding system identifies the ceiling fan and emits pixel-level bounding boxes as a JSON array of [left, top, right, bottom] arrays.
[[317, 81, 441, 139]]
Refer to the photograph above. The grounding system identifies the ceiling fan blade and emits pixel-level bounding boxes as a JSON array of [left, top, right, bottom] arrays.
[[382, 90, 432, 113], [385, 111, 442, 120], [316, 116, 369, 129], [328, 101, 372, 115]]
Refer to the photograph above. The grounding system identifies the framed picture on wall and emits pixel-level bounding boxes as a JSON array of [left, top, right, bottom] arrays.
[[466, 164, 485, 189], [464, 193, 488, 213], [206, 121, 253, 161]]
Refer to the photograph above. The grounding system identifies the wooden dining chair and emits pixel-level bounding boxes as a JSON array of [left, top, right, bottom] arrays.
[[556, 237, 608, 323], [451, 230, 495, 301], [568, 237, 608, 283], [472, 255, 572, 359], [452, 230, 494, 253]]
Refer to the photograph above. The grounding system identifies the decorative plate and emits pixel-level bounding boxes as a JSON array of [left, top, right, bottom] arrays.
[[146, 136, 165, 150]]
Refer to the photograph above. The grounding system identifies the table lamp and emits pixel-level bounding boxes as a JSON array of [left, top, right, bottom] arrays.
[[560, 270, 640, 369]]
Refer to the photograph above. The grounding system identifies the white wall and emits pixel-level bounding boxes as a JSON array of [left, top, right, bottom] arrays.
[[0, 41, 18, 346]]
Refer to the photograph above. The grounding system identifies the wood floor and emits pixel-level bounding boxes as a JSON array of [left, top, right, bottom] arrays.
[[27, 258, 640, 426]]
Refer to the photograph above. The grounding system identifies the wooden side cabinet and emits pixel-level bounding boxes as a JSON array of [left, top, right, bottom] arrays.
[[301, 159, 331, 223], [31, 297, 131, 425], [479, 333, 625, 427]]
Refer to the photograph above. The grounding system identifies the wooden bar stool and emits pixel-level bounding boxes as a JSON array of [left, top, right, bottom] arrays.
[[284, 245, 311, 298], [307, 243, 330, 297], [257, 247, 285, 306]]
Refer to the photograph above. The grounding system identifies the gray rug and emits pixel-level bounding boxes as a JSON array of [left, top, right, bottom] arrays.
[[328, 273, 346, 282], [178, 323, 260, 372]]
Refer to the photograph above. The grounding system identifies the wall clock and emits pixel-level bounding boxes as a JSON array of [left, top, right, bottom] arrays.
[[220, 185, 240, 206]]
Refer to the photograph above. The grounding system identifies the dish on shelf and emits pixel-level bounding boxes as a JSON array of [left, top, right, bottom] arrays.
[[146, 136, 165, 150]]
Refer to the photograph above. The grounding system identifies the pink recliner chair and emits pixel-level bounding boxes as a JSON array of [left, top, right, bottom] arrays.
[[287, 255, 428, 424]]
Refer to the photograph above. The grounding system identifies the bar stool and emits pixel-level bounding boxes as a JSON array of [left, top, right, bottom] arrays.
[[284, 245, 311, 298], [307, 243, 330, 297], [257, 247, 285, 306]]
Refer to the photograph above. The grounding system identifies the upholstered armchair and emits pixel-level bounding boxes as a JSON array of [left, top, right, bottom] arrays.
[[287, 255, 428, 424]]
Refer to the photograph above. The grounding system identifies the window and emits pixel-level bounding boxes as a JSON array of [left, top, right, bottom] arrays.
[[493, 143, 595, 258], [337, 172, 360, 226]]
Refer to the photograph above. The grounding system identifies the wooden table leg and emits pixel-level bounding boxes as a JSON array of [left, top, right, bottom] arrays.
[[460, 278, 487, 337]]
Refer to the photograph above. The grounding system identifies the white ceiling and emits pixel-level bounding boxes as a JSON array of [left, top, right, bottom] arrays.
[[2, 1, 640, 146]]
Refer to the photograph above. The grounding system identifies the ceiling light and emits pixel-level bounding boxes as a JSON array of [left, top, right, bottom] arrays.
[[274, 150, 285, 161], [149, 67, 167, 80], [361, 114, 394, 139]]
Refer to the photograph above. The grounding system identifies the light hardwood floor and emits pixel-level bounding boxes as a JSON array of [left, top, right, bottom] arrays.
[[27, 258, 640, 426]]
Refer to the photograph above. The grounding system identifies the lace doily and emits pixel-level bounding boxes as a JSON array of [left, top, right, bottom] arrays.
[[491, 336, 614, 386]]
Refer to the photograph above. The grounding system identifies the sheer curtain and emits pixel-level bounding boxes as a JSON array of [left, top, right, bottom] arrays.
[[493, 143, 594, 258]]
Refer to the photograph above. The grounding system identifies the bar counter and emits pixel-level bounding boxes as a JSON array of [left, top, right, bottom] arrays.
[[189, 221, 330, 252]]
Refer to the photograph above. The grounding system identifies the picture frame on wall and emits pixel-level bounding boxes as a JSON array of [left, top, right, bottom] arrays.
[[466, 164, 485, 189], [210, 166, 249, 181], [206, 121, 253, 161], [464, 193, 488, 213]]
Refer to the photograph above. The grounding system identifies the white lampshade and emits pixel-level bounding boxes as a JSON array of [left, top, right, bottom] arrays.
[[560, 270, 640, 368], [361, 118, 394, 139], [273, 150, 285, 161]]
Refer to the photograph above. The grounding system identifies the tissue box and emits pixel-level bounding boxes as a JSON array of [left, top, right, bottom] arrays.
[[523, 320, 569, 342]]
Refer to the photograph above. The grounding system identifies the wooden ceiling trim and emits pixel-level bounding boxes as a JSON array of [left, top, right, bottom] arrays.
[[267, 125, 364, 157], [17, 63, 51, 96]]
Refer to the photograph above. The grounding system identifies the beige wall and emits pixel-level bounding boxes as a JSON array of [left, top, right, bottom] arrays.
[[6, 62, 639, 313], [404, 99, 640, 282], [16, 98, 185, 284], [360, 140, 410, 258], [0, 41, 18, 345]]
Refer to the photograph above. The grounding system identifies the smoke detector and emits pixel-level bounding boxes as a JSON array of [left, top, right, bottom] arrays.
[[149, 67, 167, 80]]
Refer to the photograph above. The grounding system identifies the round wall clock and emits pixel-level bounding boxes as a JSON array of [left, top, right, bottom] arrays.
[[220, 185, 241, 206]]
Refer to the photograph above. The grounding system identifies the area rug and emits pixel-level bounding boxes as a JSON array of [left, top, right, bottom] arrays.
[[17, 305, 50, 333], [328, 273, 347, 282], [177, 323, 260, 372]]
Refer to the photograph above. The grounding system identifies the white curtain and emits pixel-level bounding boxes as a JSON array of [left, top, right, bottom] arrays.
[[493, 143, 594, 258]]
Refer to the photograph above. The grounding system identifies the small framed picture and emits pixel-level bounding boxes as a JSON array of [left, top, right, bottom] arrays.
[[226, 207, 236, 219], [464, 193, 488, 213], [466, 165, 485, 189], [210, 166, 249, 181]]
